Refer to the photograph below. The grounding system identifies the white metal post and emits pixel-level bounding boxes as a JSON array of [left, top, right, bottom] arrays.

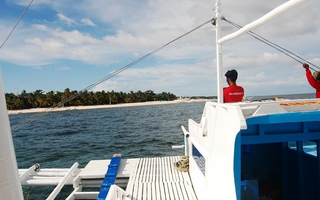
[[215, 0, 224, 103]]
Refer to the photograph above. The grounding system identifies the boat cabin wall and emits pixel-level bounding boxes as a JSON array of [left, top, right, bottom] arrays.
[[239, 141, 320, 199], [238, 113, 320, 200], [186, 102, 246, 200], [186, 101, 320, 200]]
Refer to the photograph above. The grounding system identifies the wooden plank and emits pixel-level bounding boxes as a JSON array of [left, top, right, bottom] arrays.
[[150, 158, 155, 183], [163, 182, 170, 200], [141, 158, 147, 183], [156, 157, 160, 183], [137, 183, 143, 200], [170, 182, 180, 199], [185, 181, 197, 200], [155, 182, 161, 200], [146, 183, 151, 200], [146, 158, 151, 183], [165, 182, 176, 199], [138, 159, 144, 183], [159, 182, 166, 200], [126, 156, 197, 200], [177, 181, 188, 200], [80, 159, 138, 179], [151, 182, 156, 200], [142, 183, 147, 200], [131, 183, 139, 199], [138, 159, 146, 183], [174, 182, 185, 199], [169, 157, 178, 182], [164, 157, 171, 182]]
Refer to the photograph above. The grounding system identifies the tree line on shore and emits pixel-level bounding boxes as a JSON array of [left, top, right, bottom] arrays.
[[5, 88, 177, 110]]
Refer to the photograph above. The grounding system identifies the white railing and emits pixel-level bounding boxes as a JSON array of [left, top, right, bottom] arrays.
[[46, 162, 79, 200], [105, 185, 130, 200], [19, 163, 39, 181]]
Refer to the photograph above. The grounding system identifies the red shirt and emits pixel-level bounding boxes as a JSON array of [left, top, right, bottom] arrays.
[[306, 69, 320, 98], [223, 85, 244, 103]]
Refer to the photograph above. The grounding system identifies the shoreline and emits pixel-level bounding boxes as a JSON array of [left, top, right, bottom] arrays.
[[7, 99, 209, 115]]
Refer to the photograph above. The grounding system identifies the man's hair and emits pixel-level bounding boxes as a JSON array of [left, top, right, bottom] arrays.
[[225, 69, 238, 82]]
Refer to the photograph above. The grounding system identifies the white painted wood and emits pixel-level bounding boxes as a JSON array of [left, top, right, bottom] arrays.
[[46, 162, 79, 200], [126, 156, 196, 199]]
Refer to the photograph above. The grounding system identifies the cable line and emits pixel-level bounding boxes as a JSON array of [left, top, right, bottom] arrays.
[[11, 19, 212, 133], [222, 17, 320, 72], [0, 0, 33, 50]]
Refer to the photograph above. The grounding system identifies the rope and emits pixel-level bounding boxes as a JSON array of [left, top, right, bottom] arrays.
[[174, 156, 189, 172], [0, 0, 33, 50], [25, 186, 32, 200], [222, 17, 320, 72], [11, 19, 212, 133]]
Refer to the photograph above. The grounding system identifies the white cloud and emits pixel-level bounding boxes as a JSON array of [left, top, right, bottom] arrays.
[[81, 18, 96, 27], [1, 0, 320, 96], [57, 13, 78, 26]]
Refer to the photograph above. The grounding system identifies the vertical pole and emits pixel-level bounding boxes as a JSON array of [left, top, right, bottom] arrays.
[[215, 0, 224, 103], [317, 140, 320, 200], [0, 71, 24, 200]]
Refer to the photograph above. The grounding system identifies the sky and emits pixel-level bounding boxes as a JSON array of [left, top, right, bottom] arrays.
[[0, 0, 319, 97]]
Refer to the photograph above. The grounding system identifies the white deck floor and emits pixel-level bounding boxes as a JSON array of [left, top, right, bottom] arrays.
[[125, 156, 197, 200], [20, 156, 197, 199], [78, 156, 197, 199]]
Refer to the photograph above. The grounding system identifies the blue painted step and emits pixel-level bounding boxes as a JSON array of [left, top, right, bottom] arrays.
[[96, 154, 122, 200]]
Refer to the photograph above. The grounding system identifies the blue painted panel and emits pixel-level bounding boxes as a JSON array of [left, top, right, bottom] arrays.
[[97, 155, 121, 200], [246, 111, 320, 125], [240, 111, 320, 144], [237, 111, 320, 199], [308, 121, 320, 132], [192, 144, 205, 176]]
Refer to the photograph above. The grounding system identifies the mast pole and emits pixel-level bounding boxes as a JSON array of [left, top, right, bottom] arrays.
[[215, 0, 223, 103], [0, 71, 24, 200]]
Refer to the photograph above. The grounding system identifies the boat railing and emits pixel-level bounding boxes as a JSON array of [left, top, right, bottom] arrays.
[[238, 98, 320, 118], [19, 163, 40, 182], [19, 163, 80, 199], [105, 184, 131, 200], [19, 164, 81, 186], [46, 162, 79, 200]]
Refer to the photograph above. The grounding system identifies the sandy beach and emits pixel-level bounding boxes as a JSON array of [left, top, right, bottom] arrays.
[[7, 99, 209, 115]]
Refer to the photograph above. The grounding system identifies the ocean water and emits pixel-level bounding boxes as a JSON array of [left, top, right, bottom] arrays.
[[8, 93, 315, 199], [10, 101, 205, 199]]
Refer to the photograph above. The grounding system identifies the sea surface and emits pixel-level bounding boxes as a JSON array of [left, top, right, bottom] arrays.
[[10, 101, 205, 199], [8, 93, 315, 199]]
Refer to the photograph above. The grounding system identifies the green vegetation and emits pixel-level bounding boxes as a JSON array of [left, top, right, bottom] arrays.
[[189, 96, 216, 99], [5, 89, 177, 110]]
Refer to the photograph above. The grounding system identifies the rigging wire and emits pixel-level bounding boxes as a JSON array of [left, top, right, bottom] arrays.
[[11, 19, 212, 133], [0, 0, 33, 50], [222, 17, 320, 72]]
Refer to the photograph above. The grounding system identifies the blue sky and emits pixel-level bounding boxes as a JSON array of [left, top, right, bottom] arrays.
[[0, 0, 320, 97]]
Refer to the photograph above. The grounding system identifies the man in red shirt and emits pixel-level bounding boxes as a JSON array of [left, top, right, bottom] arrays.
[[302, 63, 320, 98], [223, 69, 244, 103]]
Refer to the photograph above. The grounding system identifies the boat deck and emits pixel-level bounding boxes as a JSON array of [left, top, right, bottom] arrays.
[[66, 156, 197, 199], [125, 156, 197, 200]]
